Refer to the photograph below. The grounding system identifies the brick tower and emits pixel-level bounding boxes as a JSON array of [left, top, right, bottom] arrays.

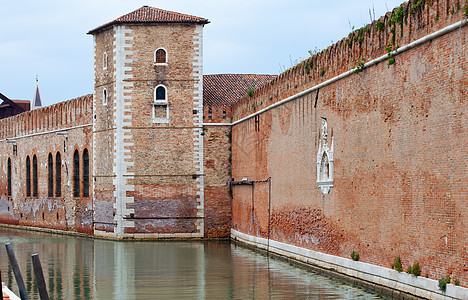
[[88, 6, 209, 238]]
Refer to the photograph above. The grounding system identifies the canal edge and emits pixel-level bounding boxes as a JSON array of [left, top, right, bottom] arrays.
[[231, 229, 466, 300]]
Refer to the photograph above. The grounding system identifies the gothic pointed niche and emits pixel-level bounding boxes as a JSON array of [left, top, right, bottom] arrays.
[[316, 118, 334, 194]]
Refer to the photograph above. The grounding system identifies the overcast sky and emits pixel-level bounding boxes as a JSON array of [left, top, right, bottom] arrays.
[[0, 0, 406, 107]]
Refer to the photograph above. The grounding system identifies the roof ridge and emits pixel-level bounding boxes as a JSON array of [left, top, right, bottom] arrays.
[[88, 6, 209, 35]]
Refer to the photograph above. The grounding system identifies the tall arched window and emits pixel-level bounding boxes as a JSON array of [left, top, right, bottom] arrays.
[[103, 52, 108, 69], [33, 155, 38, 197], [103, 89, 107, 105], [154, 48, 167, 64], [7, 158, 12, 197], [152, 85, 169, 123], [55, 152, 62, 197], [73, 150, 80, 198], [26, 156, 31, 197], [83, 149, 89, 198], [48, 153, 54, 197]]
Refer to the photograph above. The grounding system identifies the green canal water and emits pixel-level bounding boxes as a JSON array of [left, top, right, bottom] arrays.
[[0, 227, 386, 299]]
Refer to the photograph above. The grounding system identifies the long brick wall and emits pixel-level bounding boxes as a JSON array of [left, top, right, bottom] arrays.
[[231, 0, 467, 290], [232, 0, 466, 120], [0, 95, 92, 140], [0, 95, 94, 233]]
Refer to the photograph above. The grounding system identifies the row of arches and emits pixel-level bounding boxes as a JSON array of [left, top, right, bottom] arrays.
[[73, 149, 90, 198], [7, 148, 90, 199], [47, 152, 62, 198]]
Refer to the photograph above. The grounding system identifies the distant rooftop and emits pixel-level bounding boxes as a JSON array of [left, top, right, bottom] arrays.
[[203, 74, 277, 107], [88, 6, 209, 34], [0, 99, 30, 120]]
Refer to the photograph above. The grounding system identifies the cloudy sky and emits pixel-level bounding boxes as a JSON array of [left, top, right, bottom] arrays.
[[0, 0, 406, 107]]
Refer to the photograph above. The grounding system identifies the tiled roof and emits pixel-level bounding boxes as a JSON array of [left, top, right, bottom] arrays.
[[88, 6, 209, 34], [203, 74, 277, 107]]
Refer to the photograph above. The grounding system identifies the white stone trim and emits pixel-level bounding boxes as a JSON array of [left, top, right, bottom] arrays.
[[92, 35, 97, 232], [202, 122, 232, 126], [231, 19, 468, 127], [113, 25, 135, 236], [94, 229, 204, 239], [231, 229, 468, 299], [193, 24, 204, 235], [0, 124, 92, 142]]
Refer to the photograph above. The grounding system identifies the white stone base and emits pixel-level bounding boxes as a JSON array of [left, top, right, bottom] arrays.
[[231, 229, 468, 300]]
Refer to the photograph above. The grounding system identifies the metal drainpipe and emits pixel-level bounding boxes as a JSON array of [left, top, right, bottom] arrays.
[[232, 177, 272, 251]]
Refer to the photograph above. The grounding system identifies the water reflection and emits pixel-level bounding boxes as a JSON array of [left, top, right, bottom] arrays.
[[0, 227, 384, 299]]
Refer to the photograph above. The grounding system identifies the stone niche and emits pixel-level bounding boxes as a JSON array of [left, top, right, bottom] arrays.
[[316, 118, 334, 194]]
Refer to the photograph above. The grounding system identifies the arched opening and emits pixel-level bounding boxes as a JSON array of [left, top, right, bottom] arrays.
[[48, 153, 54, 197], [103, 52, 108, 69], [83, 149, 89, 198], [26, 156, 31, 197], [155, 85, 166, 101], [56, 152, 62, 197], [7, 158, 12, 197], [73, 150, 80, 198], [103, 89, 107, 105], [33, 155, 38, 197], [154, 48, 167, 64]]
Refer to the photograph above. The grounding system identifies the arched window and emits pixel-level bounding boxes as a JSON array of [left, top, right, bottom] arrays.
[[33, 155, 38, 197], [48, 153, 54, 197], [103, 52, 108, 69], [152, 85, 169, 123], [7, 158, 12, 197], [26, 156, 31, 197], [73, 150, 80, 198], [155, 86, 166, 101], [154, 48, 167, 64], [103, 89, 107, 105], [55, 152, 62, 197], [83, 149, 89, 198]]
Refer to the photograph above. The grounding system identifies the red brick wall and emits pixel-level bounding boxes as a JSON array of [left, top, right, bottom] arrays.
[[0, 95, 94, 233], [204, 125, 232, 237], [231, 0, 467, 286], [0, 95, 92, 140]]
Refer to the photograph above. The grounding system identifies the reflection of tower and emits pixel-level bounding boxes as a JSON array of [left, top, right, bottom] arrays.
[[32, 77, 42, 110]]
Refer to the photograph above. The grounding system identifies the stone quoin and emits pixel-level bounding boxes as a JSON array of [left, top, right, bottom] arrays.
[[0, 1, 467, 298]]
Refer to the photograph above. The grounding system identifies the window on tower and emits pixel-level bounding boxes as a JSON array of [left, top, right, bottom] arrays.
[[152, 85, 169, 123], [103, 52, 108, 70], [103, 89, 107, 105], [154, 48, 167, 65]]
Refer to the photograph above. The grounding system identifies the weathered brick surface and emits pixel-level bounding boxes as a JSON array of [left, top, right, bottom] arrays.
[[203, 126, 232, 237], [231, 0, 467, 285], [0, 97, 93, 233]]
